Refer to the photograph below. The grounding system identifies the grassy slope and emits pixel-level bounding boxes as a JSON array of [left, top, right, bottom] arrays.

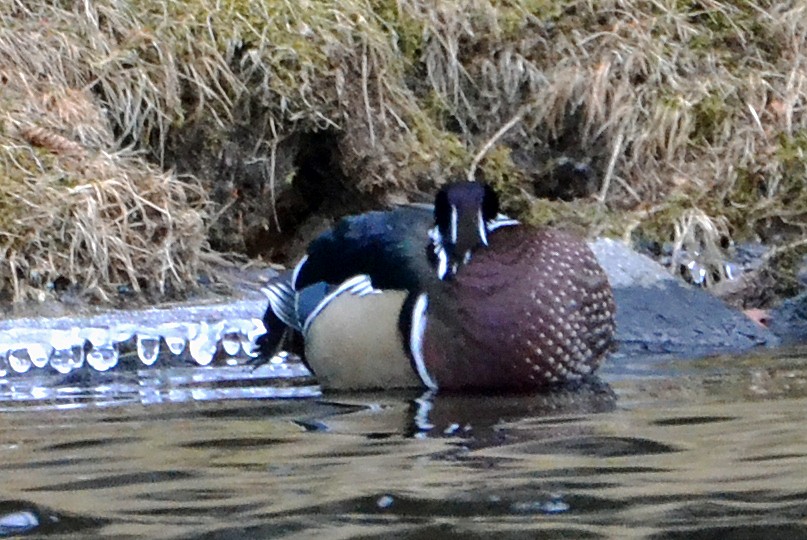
[[0, 0, 805, 304]]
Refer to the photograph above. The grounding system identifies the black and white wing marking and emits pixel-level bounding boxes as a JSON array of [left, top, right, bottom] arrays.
[[302, 274, 379, 335], [261, 274, 299, 331]]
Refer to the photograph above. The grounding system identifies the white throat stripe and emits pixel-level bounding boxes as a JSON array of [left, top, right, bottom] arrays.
[[477, 207, 488, 246], [450, 205, 458, 244], [488, 214, 520, 231], [410, 293, 438, 390], [436, 248, 449, 280]]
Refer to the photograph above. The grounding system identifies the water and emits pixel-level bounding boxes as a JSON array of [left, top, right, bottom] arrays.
[[1, 347, 807, 538]]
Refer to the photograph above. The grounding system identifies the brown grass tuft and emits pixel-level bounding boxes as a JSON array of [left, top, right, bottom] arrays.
[[0, 10, 207, 303], [1, 0, 807, 302]]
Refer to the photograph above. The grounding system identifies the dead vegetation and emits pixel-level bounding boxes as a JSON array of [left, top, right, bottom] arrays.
[[1, 0, 806, 304], [0, 7, 206, 303]]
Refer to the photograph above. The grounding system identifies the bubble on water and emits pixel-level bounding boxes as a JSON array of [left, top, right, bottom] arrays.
[[510, 495, 570, 514], [164, 336, 186, 356], [542, 496, 570, 514], [28, 343, 51, 368], [158, 322, 192, 356], [188, 322, 219, 366], [243, 318, 268, 358], [86, 345, 119, 372], [0, 509, 39, 534], [221, 332, 242, 356], [50, 347, 84, 374], [7, 349, 32, 374], [136, 334, 160, 366]]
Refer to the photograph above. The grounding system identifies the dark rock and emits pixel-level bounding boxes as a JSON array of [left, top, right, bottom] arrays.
[[590, 239, 778, 358], [767, 291, 807, 346]]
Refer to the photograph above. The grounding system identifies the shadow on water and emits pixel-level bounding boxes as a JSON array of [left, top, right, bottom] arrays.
[[2, 347, 807, 538]]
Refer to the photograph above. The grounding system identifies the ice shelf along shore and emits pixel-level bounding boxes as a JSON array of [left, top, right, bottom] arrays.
[[0, 297, 274, 376]]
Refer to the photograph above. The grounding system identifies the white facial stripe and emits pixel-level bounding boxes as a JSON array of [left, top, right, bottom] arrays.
[[291, 254, 309, 289], [488, 214, 520, 231], [436, 247, 449, 280], [410, 293, 438, 391], [477, 207, 488, 246], [428, 225, 441, 245], [450, 204, 458, 244]]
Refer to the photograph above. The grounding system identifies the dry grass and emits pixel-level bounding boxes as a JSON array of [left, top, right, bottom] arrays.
[[0, 7, 206, 302], [1, 0, 806, 303], [402, 0, 807, 296]]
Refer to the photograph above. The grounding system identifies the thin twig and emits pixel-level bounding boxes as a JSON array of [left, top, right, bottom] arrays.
[[268, 118, 281, 232], [762, 237, 807, 262], [598, 128, 624, 203], [268, 138, 281, 232], [362, 39, 375, 148], [467, 107, 526, 182]]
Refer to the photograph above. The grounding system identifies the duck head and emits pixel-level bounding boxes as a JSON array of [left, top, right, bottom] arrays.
[[431, 181, 500, 280]]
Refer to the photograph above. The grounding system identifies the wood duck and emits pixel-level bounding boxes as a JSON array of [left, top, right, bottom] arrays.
[[257, 181, 616, 392]]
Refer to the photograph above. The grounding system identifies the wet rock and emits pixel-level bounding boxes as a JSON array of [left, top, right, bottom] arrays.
[[590, 238, 778, 358], [767, 291, 807, 346]]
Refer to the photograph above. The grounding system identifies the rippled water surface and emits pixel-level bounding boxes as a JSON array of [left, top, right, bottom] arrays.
[[2, 348, 807, 539]]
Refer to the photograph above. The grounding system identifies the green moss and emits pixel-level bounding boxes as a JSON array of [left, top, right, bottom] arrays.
[[630, 196, 693, 245], [369, 0, 424, 63], [725, 132, 807, 220], [522, 197, 630, 239], [478, 145, 523, 186], [691, 93, 733, 145], [496, 0, 564, 37], [677, 0, 784, 61], [4, 0, 807, 303], [772, 132, 807, 211]]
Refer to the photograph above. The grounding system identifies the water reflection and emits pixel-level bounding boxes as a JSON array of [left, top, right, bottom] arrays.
[[0, 349, 806, 538], [406, 381, 616, 441]]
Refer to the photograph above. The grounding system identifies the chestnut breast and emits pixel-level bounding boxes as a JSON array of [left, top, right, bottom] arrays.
[[421, 227, 616, 391]]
